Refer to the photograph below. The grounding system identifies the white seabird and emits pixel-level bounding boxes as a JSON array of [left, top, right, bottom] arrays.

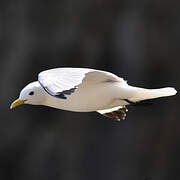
[[10, 67, 177, 120]]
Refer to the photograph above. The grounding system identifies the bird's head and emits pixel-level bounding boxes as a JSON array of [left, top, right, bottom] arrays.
[[10, 81, 45, 109]]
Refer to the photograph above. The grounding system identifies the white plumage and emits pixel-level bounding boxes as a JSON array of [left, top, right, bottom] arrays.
[[11, 67, 177, 120]]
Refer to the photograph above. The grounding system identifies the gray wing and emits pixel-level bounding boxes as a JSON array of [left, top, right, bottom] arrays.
[[38, 67, 126, 99]]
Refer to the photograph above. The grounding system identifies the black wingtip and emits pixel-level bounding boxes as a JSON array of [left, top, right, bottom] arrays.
[[51, 87, 77, 99], [39, 79, 78, 99], [55, 93, 67, 99]]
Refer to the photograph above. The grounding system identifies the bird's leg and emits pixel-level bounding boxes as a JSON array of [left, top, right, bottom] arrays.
[[102, 106, 128, 121], [119, 106, 128, 120]]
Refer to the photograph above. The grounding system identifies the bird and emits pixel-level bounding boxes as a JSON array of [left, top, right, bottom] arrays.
[[10, 67, 177, 121]]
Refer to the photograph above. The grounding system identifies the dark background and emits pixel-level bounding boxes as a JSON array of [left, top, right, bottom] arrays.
[[0, 0, 180, 180]]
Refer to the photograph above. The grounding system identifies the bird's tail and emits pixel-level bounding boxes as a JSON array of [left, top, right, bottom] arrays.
[[127, 87, 177, 103]]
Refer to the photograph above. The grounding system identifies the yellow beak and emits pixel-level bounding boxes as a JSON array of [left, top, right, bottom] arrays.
[[10, 99, 25, 109]]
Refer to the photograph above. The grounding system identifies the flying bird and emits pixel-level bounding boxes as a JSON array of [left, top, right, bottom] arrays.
[[10, 68, 177, 121]]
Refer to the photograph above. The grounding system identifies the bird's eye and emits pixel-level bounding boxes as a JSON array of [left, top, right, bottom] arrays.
[[29, 91, 34, 96]]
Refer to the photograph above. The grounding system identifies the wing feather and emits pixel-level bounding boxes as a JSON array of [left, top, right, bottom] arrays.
[[38, 67, 126, 99]]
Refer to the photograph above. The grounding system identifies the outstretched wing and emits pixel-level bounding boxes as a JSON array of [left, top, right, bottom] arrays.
[[38, 68, 91, 99], [38, 67, 126, 99]]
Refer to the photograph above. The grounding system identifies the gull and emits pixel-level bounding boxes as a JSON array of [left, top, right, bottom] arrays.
[[10, 67, 177, 121]]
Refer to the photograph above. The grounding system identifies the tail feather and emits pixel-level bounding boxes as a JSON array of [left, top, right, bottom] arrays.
[[128, 87, 177, 102]]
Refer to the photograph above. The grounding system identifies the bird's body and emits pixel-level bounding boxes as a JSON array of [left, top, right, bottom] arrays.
[[11, 67, 177, 120], [43, 80, 128, 112]]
